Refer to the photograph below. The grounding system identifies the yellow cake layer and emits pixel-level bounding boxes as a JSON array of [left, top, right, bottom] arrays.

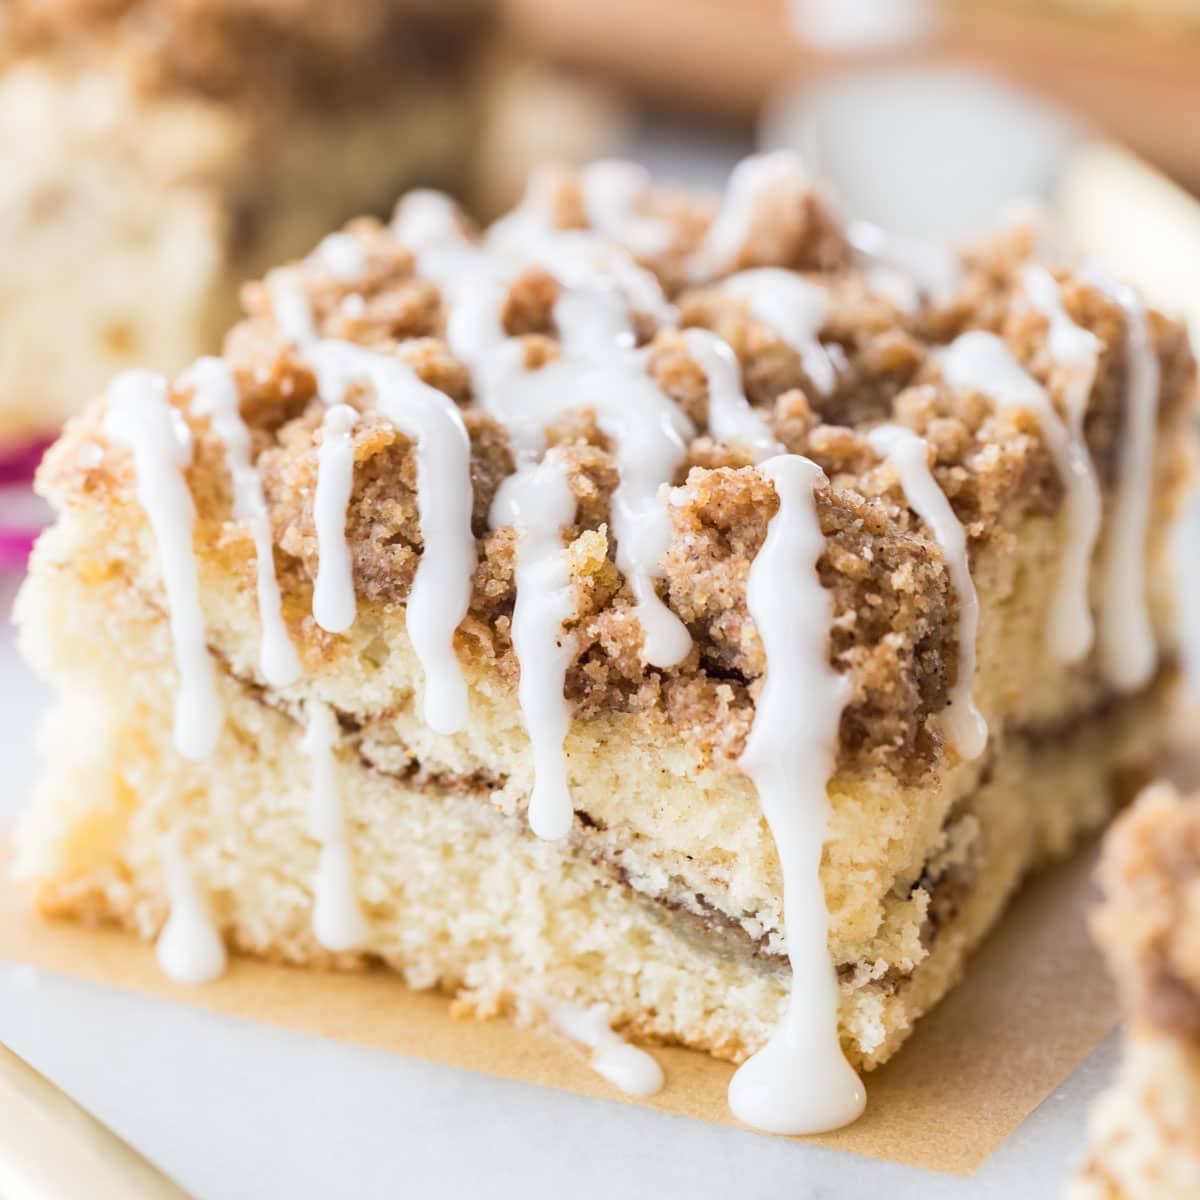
[[14, 480, 1172, 1069]]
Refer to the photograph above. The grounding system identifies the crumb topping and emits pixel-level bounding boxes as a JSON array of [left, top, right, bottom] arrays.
[[41, 160, 1197, 778]]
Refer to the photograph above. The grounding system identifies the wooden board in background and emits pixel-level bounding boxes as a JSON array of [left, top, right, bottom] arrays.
[[504, 0, 1200, 189]]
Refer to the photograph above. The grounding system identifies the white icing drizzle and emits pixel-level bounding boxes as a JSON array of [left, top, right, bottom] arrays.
[[392, 189, 463, 245], [267, 269, 477, 732], [540, 293, 693, 668], [397, 197, 689, 812], [723, 269, 837, 395], [579, 160, 674, 257], [867, 424, 986, 760], [446, 281, 524, 409], [302, 698, 368, 951], [1081, 270, 1161, 691], [397, 202, 693, 669], [268, 272, 318, 346], [317, 232, 368, 282], [548, 1001, 665, 1097], [311, 404, 360, 636], [185, 357, 300, 688], [307, 342, 476, 735], [848, 220, 963, 312], [104, 371, 223, 760], [265, 273, 365, 647], [729, 453, 864, 1135], [156, 828, 227, 985], [490, 455, 579, 841], [681, 329, 781, 461], [1021, 265, 1101, 427], [488, 202, 676, 327], [686, 150, 809, 281], [940, 331, 1101, 664]]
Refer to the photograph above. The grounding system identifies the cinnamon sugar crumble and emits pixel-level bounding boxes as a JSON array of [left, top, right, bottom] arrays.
[[40, 164, 1197, 779]]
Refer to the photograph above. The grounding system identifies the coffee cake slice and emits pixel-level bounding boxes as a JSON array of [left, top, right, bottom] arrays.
[[0, 0, 491, 451], [1071, 783, 1200, 1200], [14, 153, 1196, 1133]]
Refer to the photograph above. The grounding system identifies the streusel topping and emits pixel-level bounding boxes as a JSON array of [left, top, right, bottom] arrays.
[[43, 157, 1196, 779]]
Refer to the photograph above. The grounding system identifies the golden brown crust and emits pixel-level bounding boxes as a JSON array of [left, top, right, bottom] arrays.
[[1094, 783, 1200, 1043], [36, 165, 1198, 780]]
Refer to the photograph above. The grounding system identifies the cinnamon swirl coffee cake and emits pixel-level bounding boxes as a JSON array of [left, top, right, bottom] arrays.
[[1071, 783, 1200, 1200], [14, 153, 1196, 1133], [0, 0, 491, 450]]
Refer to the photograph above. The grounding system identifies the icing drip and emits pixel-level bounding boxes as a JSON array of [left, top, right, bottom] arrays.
[[392, 189, 463, 246], [267, 272, 476, 731], [490, 455, 579, 841], [940, 331, 1101, 664], [681, 329, 781, 461], [156, 829, 227, 985], [302, 698, 368, 951], [269, 272, 318, 346], [548, 1001, 665, 1097], [397, 206, 693, 668], [579, 160, 673, 257], [541, 293, 693, 667], [723, 269, 837, 394], [307, 342, 476, 735], [398, 200, 687, 810], [317, 232, 367, 282], [488, 206, 676, 327], [868, 424, 986, 760], [848, 221, 963, 313], [311, 404, 360, 636], [1082, 271, 1161, 691], [185, 357, 300, 688], [104, 371, 223, 760], [1021, 265, 1101, 427], [686, 150, 809, 281], [728, 454, 864, 1135]]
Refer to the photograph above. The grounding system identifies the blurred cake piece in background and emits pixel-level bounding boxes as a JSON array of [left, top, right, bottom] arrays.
[[0, 0, 493, 451], [1071, 782, 1200, 1200]]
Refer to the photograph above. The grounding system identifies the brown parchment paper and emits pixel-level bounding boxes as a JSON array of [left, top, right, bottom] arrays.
[[0, 841, 1116, 1179]]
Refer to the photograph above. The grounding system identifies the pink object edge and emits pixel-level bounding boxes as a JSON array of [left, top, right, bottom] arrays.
[[0, 439, 54, 570], [0, 439, 50, 486]]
